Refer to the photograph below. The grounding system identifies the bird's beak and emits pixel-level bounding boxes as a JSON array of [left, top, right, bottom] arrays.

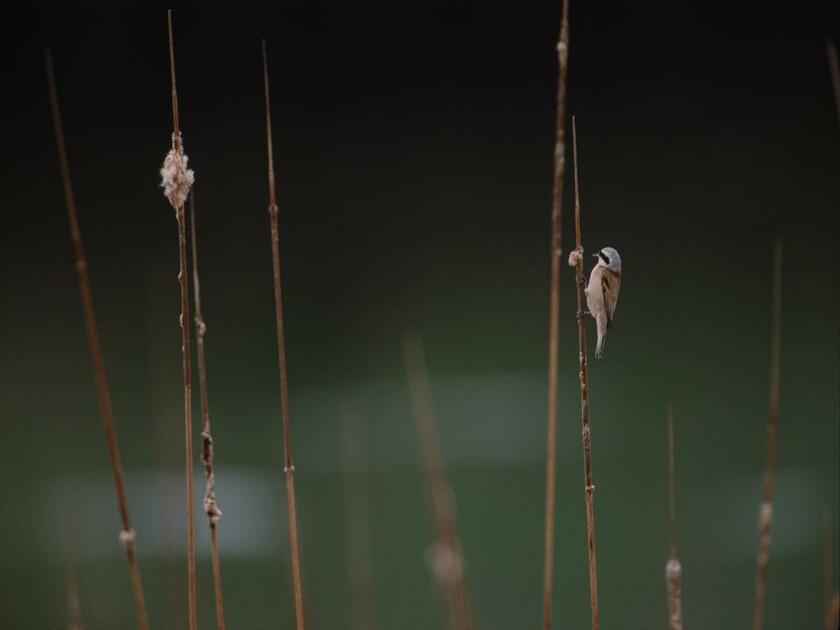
[[592, 253, 600, 259]]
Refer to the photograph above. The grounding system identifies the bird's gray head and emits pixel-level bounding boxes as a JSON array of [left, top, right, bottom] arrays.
[[594, 247, 621, 273]]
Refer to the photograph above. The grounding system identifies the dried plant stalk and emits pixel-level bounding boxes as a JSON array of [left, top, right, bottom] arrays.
[[402, 331, 476, 630], [45, 50, 150, 630], [261, 39, 306, 630], [665, 404, 683, 630], [542, 1, 571, 628], [827, 592, 839, 630], [342, 412, 378, 630], [569, 116, 600, 630], [189, 193, 226, 630], [163, 11, 197, 630], [751, 238, 782, 630]]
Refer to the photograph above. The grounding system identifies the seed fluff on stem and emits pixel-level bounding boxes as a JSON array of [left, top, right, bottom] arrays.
[[190, 192, 226, 630], [45, 49, 150, 630], [665, 404, 683, 630], [161, 135, 194, 211], [162, 10, 198, 630]]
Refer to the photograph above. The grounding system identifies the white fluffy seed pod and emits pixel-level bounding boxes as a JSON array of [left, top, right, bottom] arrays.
[[160, 133, 195, 210], [119, 528, 136, 549]]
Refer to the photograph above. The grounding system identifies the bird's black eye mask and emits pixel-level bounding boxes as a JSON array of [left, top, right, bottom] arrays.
[[599, 251, 610, 265]]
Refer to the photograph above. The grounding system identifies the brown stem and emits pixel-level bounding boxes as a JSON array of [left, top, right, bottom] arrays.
[[570, 116, 600, 630], [168, 11, 180, 137], [402, 331, 476, 630], [166, 12, 197, 630], [342, 413, 379, 630], [542, 1, 571, 628], [189, 193, 226, 630], [262, 38, 307, 630], [177, 203, 196, 630], [827, 592, 840, 630], [45, 50, 150, 630], [751, 238, 782, 630], [665, 404, 683, 630]]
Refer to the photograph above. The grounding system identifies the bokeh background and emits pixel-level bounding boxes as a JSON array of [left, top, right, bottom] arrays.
[[1, 2, 838, 628]]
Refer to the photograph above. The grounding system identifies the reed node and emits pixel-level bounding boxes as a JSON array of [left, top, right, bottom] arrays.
[[262, 38, 307, 630], [402, 330, 476, 630], [665, 404, 683, 630], [568, 115, 600, 630], [542, 1, 572, 628], [161, 10, 197, 630], [189, 192, 226, 630], [751, 238, 782, 630]]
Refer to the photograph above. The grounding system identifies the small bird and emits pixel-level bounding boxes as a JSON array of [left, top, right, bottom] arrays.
[[585, 247, 622, 359]]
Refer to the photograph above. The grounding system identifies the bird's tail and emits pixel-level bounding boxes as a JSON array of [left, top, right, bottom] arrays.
[[595, 316, 607, 359]]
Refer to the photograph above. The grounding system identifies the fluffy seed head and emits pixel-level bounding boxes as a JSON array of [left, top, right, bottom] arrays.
[[160, 132, 194, 210]]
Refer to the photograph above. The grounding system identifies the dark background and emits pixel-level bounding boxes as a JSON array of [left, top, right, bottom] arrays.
[[1, 2, 838, 628]]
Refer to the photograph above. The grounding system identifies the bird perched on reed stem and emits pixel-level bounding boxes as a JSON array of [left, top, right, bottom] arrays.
[[585, 247, 622, 359]]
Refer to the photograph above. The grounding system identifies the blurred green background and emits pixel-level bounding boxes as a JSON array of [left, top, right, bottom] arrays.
[[1, 3, 838, 629]]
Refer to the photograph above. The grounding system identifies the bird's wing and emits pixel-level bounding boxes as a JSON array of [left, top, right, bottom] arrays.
[[601, 271, 621, 327]]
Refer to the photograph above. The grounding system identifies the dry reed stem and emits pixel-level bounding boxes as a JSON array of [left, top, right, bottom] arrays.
[[542, 2, 571, 628], [751, 238, 782, 630], [822, 509, 834, 630], [570, 116, 600, 630], [402, 331, 476, 630], [45, 49, 150, 630], [189, 192, 226, 630], [827, 40, 840, 126], [827, 592, 840, 630], [165, 11, 197, 630], [665, 404, 683, 630], [342, 413, 378, 630], [261, 38, 307, 630]]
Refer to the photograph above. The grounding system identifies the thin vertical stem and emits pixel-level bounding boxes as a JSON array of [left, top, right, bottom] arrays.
[[45, 50, 150, 630], [542, 1, 571, 628], [190, 193, 226, 630], [751, 238, 783, 630], [827, 593, 840, 630], [168, 12, 180, 137], [166, 11, 197, 630], [570, 116, 600, 630], [262, 38, 306, 630], [403, 331, 476, 630], [665, 404, 683, 630]]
